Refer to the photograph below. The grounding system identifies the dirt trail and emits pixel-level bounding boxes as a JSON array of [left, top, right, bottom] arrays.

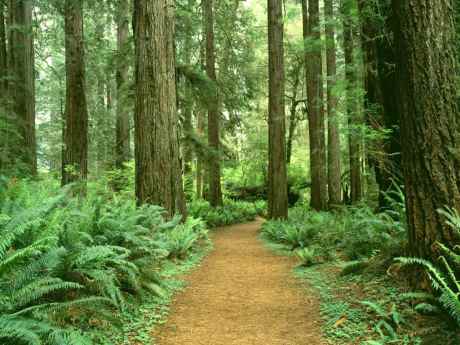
[[154, 219, 325, 345]]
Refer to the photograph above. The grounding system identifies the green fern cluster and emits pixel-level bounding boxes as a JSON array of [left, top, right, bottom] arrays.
[[396, 207, 460, 327], [0, 179, 209, 344], [188, 199, 263, 227]]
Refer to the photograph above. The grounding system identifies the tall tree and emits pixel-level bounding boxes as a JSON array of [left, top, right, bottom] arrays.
[[133, 0, 187, 218], [182, 0, 194, 197], [303, 0, 327, 210], [342, 0, 362, 203], [203, 0, 223, 207], [0, 1, 6, 95], [9, 0, 36, 175], [267, 0, 288, 219], [325, 0, 342, 206], [62, 0, 89, 188], [115, 0, 131, 169], [392, 0, 460, 258]]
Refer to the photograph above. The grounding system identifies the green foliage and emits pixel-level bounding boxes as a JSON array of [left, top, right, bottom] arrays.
[[188, 199, 263, 227], [396, 207, 460, 327], [0, 178, 210, 344], [261, 191, 406, 263]]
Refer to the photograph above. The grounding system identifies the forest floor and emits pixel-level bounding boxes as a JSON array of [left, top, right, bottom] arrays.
[[152, 218, 326, 345]]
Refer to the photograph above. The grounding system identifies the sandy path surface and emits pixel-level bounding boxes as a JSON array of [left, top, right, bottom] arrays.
[[154, 219, 325, 345]]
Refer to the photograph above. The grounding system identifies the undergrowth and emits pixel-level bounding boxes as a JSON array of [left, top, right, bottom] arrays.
[[0, 177, 211, 344], [261, 190, 459, 344]]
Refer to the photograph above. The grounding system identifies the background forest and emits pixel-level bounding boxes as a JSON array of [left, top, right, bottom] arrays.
[[0, 0, 459, 344]]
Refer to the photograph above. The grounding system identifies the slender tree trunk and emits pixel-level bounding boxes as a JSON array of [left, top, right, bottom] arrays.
[[203, 0, 223, 207], [183, 0, 194, 197], [0, 1, 6, 95], [303, 0, 327, 210], [325, 0, 342, 206], [9, 0, 36, 175], [0, 1, 7, 172], [133, 0, 187, 218], [115, 0, 131, 169], [342, 0, 362, 203], [62, 0, 88, 190], [287, 69, 300, 165], [392, 0, 460, 259], [267, 0, 288, 219]]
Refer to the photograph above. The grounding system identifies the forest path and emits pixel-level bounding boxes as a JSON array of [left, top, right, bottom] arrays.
[[153, 218, 325, 345]]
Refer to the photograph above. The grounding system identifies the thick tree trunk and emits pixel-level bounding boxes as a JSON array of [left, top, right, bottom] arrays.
[[325, 0, 342, 206], [392, 0, 460, 258], [203, 0, 223, 207], [133, 0, 187, 218], [267, 0, 288, 219], [9, 0, 36, 175], [62, 0, 88, 189], [303, 0, 327, 210], [342, 0, 362, 203], [115, 0, 131, 169]]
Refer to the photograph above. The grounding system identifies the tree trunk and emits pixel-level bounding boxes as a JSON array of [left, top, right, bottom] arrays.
[[62, 0, 88, 190], [267, 0, 288, 219], [325, 0, 342, 206], [303, 0, 327, 210], [9, 0, 36, 176], [183, 0, 194, 197], [342, 0, 362, 203], [0, 2, 6, 95], [133, 0, 187, 218], [286, 67, 301, 165], [392, 0, 460, 258], [115, 0, 131, 169], [203, 0, 223, 207]]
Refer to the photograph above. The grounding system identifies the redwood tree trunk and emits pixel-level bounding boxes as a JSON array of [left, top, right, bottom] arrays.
[[0, 2, 6, 95], [267, 0, 288, 219], [342, 0, 362, 203], [62, 0, 88, 189], [304, 0, 327, 210], [392, 0, 460, 258], [183, 0, 194, 197], [115, 0, 131, 169], [133, 0, 187, 218], [325, 0, 342, 206], [203, 0, 223, 207], [9, 0, 36, 175]]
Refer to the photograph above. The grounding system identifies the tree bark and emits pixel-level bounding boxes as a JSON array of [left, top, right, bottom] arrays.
[[267, 0, 288, 219], [203, 0, 223, 207], [183, 0, 194, 197], [325, 0, 342, 206], [133, 0, 187, 218], [303, 0, 327, 210], [342, 0, 362, 203], [9, 0, 36, 176], [392, 0, 460, 258], [0, 1, 6, 95], [115, 0, 131, 169], [62, 0, 88, 190]]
